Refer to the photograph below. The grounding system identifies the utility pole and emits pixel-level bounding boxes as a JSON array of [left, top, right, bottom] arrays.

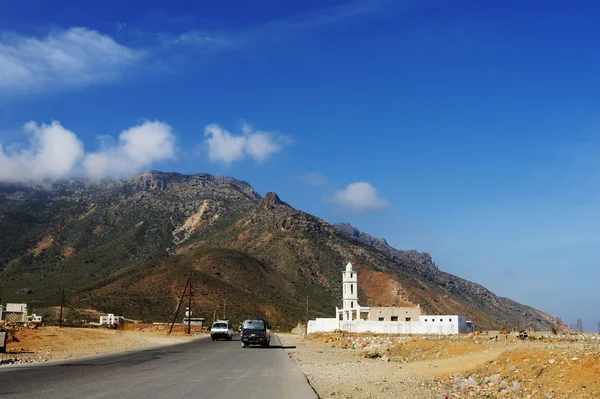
[[188, 274, 193, 335], [305, 296, 309, 334], [59, 286, 65, 328], [213, 306, 216, 323], [169, 277, 190, 335]]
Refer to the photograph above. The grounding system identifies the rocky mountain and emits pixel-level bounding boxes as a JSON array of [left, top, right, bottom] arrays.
[[0, 171, 552, 330], [333, 222, 438, 271]]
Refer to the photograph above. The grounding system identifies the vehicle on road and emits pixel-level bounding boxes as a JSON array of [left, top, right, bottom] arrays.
[[211, 320, 233, 341], [241, 319, 270, 347]]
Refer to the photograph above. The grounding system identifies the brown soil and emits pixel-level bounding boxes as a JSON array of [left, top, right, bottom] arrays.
[[92, 225, 106, 235], [62, 246, 74, 258], [29, 236, 54, 257], [237, 228, 255, 243], [1, 326, 200, 364], [355, 267, 412, 307], [279, 332, 600, 399]]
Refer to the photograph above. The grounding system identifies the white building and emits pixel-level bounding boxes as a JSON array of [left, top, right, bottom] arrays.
[[27, 314, 43, 323], [183, 307, 205, 326], [2, 303, 28, 323], [308, 262, 474, 335], [99, 314, 124, 325]]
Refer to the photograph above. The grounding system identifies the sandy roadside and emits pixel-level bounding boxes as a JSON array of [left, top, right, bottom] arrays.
[[1, 326, 204, 365], [278, 333, 600, 399]]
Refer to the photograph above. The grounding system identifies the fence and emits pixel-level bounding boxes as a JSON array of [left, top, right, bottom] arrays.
[[116, 323, 135, 331]]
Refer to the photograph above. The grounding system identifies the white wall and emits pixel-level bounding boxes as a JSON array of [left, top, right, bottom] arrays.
[[308, 315, 467, 335], [307, 318, 339, 334], [6, 303, 27, 312]]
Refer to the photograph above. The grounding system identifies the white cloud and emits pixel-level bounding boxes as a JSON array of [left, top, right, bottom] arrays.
[[0, 121, 84, 182], [203, 124, 247, 164], [0, 27, 143, 94], [203, 123, 289, 165], [169, 0, 392, 51], [332, 182, 390, 212], [0, 120, 176, 182], [246, 132, 282, 161], [83, 121, 176, 179]]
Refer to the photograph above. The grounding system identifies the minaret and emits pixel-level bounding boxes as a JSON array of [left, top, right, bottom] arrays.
[[342, 262, 358, 309]]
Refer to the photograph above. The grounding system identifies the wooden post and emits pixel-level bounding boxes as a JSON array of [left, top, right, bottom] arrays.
[[305, 296, 309, 335], [59, 286, 65, 328], [169, 278, 190, 335], [188, 274, 192, 335]]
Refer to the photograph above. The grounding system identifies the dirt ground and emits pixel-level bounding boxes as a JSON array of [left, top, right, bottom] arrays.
[[1, 325, 201, 365], [278, 332, 600, 399]]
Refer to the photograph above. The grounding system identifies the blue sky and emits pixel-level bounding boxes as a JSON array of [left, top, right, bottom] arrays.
[[1, 0, 599, 331]]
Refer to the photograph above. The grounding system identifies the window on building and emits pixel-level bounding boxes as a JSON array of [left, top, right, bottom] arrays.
[[391, 316, 398, 322], [424, 319, 427, 322], [351, 301, 354, 308], [440, 319, 443, 322], [378, 317, 384, 321], [449, 318, 452, 322], [350, 284, 353, 294], [405, 317, 411, 322], [350, 273, 353, 278]]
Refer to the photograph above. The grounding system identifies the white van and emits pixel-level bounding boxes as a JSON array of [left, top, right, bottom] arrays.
[[210, 320, 233, 341]]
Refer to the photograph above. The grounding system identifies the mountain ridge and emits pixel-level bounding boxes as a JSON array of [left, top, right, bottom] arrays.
[[0, 171, 552, 330]]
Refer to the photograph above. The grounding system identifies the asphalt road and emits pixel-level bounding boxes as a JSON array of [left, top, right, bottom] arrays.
[[0, 334, 317, 399]]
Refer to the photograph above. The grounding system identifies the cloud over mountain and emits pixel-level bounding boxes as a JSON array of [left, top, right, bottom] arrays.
[[0, 120, 175, 182], [0, 121, 84, 182], [83, 121, 176, 179]]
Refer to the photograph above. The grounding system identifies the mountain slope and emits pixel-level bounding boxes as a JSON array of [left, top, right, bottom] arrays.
[[0, 171, 552, 330]]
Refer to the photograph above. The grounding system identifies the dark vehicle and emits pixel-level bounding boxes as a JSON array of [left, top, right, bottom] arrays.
[[240, 319, 271, 348]]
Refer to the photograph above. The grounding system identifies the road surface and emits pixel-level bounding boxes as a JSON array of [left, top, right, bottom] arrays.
[[0, 334, 317, 399]]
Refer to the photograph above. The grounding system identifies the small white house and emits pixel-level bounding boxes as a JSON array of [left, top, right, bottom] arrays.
[[99, 314, 124, 325], [27, 314, 43, 323]]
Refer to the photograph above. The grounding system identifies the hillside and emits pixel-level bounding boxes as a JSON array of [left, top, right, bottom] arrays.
[[0, 171, 552, 330]]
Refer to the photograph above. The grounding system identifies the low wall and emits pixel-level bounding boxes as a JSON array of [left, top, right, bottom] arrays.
[[307, 318, 339, 334], [308, 315, 468, 335], [135, 323, 204, 333], [340, 320, 459, 335]]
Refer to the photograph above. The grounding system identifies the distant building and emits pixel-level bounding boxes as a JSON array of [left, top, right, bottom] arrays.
[[27, 314, 43, 323], [99, 314, 124, 325], [2, 303, 28, 323], [183, 308, 205, 326], [308, 263, 475, 335]]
